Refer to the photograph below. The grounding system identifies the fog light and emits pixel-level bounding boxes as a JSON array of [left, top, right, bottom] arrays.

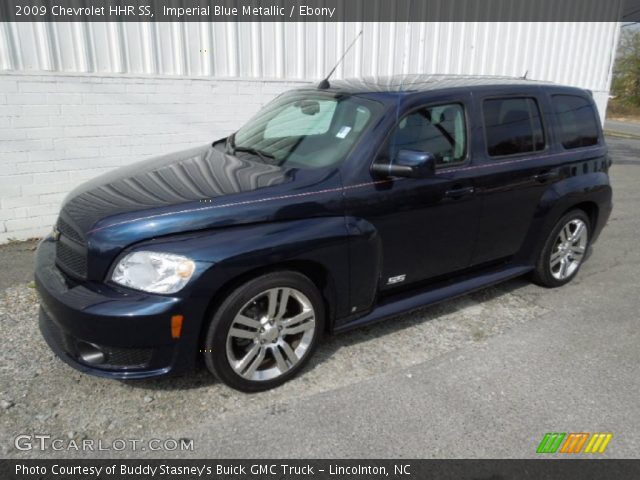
[[76, 341, 106, 365]]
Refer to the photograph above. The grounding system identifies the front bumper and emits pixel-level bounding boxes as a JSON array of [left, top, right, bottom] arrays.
[[35, 236, 204, 379]]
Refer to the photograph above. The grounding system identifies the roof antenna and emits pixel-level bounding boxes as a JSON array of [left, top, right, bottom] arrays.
[[522, 70, 529, 80], [318, 30, 363, 90]]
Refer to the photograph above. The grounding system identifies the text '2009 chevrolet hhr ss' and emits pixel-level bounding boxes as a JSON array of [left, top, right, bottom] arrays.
[[36, 75, 612, 391]]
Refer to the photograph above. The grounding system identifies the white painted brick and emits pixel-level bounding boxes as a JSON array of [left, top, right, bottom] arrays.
[[0, 163, 18, 175], [211, 83, 238, 94], [12, 115, 49, 128], [126, 83, 156, 93], [22, 181, 78, 196], [0, 207, 27, 222], [26, 105, 61, 116], [3, 195, 40, 210], [0, 80, 19, 93], [89, 82, 126, 93], [27, 203, 61, 217], [17, 160, 56, 173], [46, 93, 83, 105], [70, 168, 113, 181], [57, 81, 95, 92], [62, 104, 96, 115], [39, 192, 67, 204], [0, 152, 29, 163], [7, 93, 47, 105], [0, 139, 53, 153], [0, 174, 32, 188], [33, 171, 70, 184], [0, 185, 21, 198], [24, 127, 65, 140], [83, 93, 145, 105], [57, 147, 100, 159], [19, 81, 56, 93], [27, 149, 63, 162], [99, 145, 132, 156], [0, 105, 21, 116], [54, 115, 88, 127], [0, 129, 26, 141], [6, 216, 56, 232]]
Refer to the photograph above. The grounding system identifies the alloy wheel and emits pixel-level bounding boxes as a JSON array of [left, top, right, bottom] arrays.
[[225, 287, 316, 381], [549, 218, 588, 281]]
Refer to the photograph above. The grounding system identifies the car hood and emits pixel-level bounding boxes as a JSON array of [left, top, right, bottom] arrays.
[[60, 144, 289, 236]]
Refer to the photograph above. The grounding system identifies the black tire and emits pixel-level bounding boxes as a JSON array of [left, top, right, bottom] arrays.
[[532, 209, 591, 288], [203, 271, 324, 392]]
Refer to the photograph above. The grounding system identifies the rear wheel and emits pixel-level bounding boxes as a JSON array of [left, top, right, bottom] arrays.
[[203, 271, 324, 392], [532, 210, 590, 288]]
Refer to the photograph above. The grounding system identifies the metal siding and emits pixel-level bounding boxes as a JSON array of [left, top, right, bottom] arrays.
[[0, 18, 621, 95]]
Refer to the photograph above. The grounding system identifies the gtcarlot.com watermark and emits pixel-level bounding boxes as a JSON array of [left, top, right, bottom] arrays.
[[14, 434, 194, 452]]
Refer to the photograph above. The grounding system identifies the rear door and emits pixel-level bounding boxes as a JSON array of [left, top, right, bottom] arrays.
[[470, 89, 558, 266]]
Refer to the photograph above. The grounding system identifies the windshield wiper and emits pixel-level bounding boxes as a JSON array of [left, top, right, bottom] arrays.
[[233, 146, 276, 164], [224, 132, 275, 164]]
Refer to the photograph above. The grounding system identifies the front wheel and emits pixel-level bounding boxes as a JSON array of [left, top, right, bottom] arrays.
[[203, 271, 324, 392], [532, 210, 590, 288]]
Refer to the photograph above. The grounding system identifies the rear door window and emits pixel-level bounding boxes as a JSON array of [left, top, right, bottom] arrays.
[[483, 97, 545, 157], [552, 94, 600, 149]]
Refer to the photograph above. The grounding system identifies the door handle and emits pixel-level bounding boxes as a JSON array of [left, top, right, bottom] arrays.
[[444, 186, 475, 198], [532, 171, 558, 182]]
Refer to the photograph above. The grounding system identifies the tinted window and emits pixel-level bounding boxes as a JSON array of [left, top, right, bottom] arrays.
[[483, 97, 545, 157], [387, 103, 467, 166], [552, 95, 600, 149]]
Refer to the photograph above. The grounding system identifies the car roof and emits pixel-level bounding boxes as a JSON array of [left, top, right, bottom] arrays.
[[303, 74, 571, 95]]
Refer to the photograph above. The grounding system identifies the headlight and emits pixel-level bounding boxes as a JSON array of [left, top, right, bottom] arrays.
[[111, 251, 196, 294]]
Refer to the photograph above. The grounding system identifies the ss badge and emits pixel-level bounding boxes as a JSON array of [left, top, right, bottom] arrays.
[[387, 274, 406, 285]]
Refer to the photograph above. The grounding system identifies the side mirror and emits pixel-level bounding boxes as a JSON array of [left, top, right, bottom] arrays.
[[371, 150, 436, 179]]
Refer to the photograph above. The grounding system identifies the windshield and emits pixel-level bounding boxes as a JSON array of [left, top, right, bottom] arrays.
[[230, 91, 382, 169]]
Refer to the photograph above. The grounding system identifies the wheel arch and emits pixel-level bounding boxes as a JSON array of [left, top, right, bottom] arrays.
[[561, 201, 599, 232], [197, 259, 338, 349], [520, 174, 610, 265]]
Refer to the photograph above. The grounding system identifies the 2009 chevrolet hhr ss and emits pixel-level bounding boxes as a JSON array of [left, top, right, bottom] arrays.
[[36, 75, 612, 391]]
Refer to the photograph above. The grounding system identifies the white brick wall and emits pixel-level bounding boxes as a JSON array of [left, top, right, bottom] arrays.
[[0, 73, 308, 242]]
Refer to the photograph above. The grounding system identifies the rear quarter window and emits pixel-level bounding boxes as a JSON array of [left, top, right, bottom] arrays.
[[552, 94, 600, 149]]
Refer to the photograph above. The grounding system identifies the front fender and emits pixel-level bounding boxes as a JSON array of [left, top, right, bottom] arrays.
[[132, 217, 354, 323]]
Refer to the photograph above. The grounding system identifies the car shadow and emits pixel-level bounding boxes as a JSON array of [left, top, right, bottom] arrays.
[[124, 276, 533, 392]]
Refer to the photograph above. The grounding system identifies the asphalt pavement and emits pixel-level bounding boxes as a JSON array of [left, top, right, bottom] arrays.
[[605, 119, 640, 138], [0, 136, 638, 459]]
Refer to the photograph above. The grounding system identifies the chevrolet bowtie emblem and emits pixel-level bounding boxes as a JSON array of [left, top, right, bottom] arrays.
[[52, 226, 61, 241]]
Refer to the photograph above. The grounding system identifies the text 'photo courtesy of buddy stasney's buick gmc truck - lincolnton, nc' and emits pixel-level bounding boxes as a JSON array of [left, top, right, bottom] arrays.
[[35, 74, 612, 392]]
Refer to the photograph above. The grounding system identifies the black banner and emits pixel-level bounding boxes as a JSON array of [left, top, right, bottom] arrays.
[[1, 0, 640, 22], [2, 459, 640, 480]]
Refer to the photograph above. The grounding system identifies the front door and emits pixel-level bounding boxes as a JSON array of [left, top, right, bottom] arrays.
[[345, 96, 482, 291]]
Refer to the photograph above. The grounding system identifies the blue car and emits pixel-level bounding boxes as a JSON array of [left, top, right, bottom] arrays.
[[35, 75, 612, 391]]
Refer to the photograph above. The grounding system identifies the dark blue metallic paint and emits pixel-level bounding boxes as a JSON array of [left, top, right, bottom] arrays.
[[35, 77, 613, 379]]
